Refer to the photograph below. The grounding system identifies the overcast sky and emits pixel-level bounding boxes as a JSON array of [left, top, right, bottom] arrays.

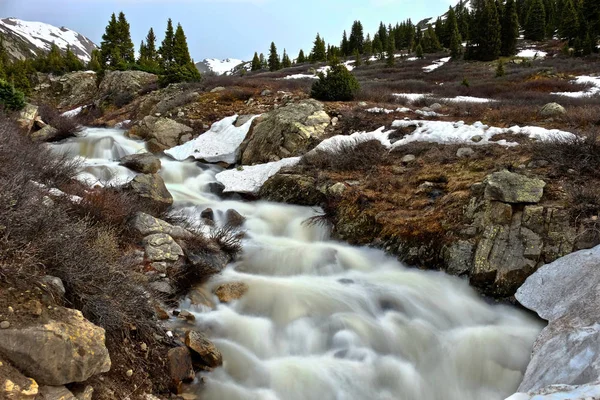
[[0, 0, 457, 61]]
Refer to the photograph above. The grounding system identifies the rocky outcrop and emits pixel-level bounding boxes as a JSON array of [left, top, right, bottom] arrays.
[[515, 246, 600, 392], [259, 173, 327, 206], [130, 212, 192, 240], [34, 71, 98, 110], [126, 174, 173, 212], [128, 116, 193, 152], [0, 308, 111, 386], [120, 153, 162, 174], [30, 125, 59, 142], [98, 70, 157, 104], [239, 99, 330, 165], [484, 171, 546, 204], [167, 347, 194, 392], [506, 381, 600, 400]]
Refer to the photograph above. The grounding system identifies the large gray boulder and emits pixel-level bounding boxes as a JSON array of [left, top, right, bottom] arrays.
[[98, 70, 157, 104], [239, 99, 330, 165], [120, 153, 162, 174], [130, 212, 192, 240], [484, 171, 546, 204], [128, 116, 193, 152], [127, 173, 173, 212], [0, 308, 111, 386], [515, 245, 600, 392], [539, 102, 566, 118], [143, 233, 184, 262], [34, 71, 98, 110]]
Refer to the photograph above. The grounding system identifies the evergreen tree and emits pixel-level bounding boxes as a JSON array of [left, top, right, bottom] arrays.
[[282, 49, 292, 68], [100, 13, 121, 67], [145, 28, 158, 61], [251, 52, 261, 71], [47, 43, 66, 74], [525, 0, 547, 41], [159, 22, 200, 86], [88, 49, 102, 72], [363, 34, 373, 59], [0, 79, 26, 111], [354, 49, 362, 66], [64, 45, 84, 72], [341, 30, 350, 56], [501, 0, 520, 55], [297, 49, 306, 63], [259, 53, 267, 69], [268, 42, 280, 71], [173, 23, 192, 66], [349, 20, 364, 54], [447, 7, 463, 58], [423, 25, 443, 53], [0, 38, 7, 81], [416, 43, 424, 58], [559, 0, 580, 43], [372, 35, 383, 59], [378, 22, 388, 47], [117, 12, 135, 64], [311, 34, 327, 62], [582, 0, 600, 40], [386, 36, 395, 66], [394, 23, 403, 50], [582, 29, 595, 55], [543, 0, 556, 38], [435, 17, 449, 48], [467, 0, 502, 61], [496, 59, 506, 76], [159, 19, 175, 68]]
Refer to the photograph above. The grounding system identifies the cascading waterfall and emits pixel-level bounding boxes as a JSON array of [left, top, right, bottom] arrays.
[[53, 127, 543, 400]]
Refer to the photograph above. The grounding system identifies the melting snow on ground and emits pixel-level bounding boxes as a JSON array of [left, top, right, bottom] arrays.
[[366, 107, 411, 114], [505, 382, 600, 400], [283, 61, 355, 80], [202, 58, 244, 75], [393, 93, 496, 104], [551, 75, 600, 98], [423, 57, 451, 73], [516, 49, 547, 58], [0, 18, 94, 61], [61, 106, 84, 118], [166, 115, 258, 164], [216, 157, 301, 194]]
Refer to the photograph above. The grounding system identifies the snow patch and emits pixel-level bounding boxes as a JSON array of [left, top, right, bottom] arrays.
[[393, 93, 432, 103], [61, 106, 84, 118], [516, 49, 547, 58], [203, 58, 244, 75], [283, 61, 355, 80], [215, 157, 301, 194], [366, 107, 411, 114], [423, 57, 451, 73], [165, 115, 259, 164], [439, 96, 497, 103], [551, 75, 600, 98]]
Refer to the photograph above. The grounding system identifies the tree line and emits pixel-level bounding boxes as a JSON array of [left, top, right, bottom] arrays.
[[249, 0, 599, 72]]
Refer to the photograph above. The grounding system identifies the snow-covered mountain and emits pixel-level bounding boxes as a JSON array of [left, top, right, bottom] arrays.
[[0, 18, 97, 62], [195, 58, 245, 76]]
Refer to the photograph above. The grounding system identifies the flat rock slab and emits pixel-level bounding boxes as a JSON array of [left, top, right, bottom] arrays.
[[484, 170, 546, 204], [515, 245, 600, 392]]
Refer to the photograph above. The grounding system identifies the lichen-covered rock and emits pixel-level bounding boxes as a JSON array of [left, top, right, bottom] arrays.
[[515, 246, 600, 392], [184, 330, 223, 368], [214, 282, 249, 303], [1, 358, 39, 399], [539, 102, 566, 118], [143, 233, 184, 262], [484, 171, 546, 204], [127, 174, 173, 212], [259, 174, 326, 206], [34, 71, 98, 110], [224, 209, 246, 228], [239, 99, 330, 164], [0, 308, 111, 386], [120, 153, 161, 174], [443, 240, 474, 275], [128, 116, 193, 152], [17, 104, 39, 133], [98, 70, 157, 104], [30, 125, 59, 142], [130, 212, 192, 240]]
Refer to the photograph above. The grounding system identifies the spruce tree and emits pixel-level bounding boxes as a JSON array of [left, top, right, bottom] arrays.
[[159, 19, 175, 68], [159, 22, 200, 86], [117, 12, 135, 64], [268, 42, 280, 71], [372, 35, 383, 59], [88, 49, 102, 72], [259, 53, 267, 69], [173, 23, 192, 66], [363, 34, 373, 59], [525, 0, 547, 41], [448, 7, 463, 58], [311, 34, 327, 62], [145, 28, 158, 61], [422, 25, 443, 53], [435, 17, 448, 48], [354, 49, 362, 66], [251, 52, 261, 71], [559, 0, 580, 43], [64, 45, 84, 72], [341, 30, 349, 56], [47, 44, 66, 74], [386, 36, 395, 66], [100, 13, 121, 68], [297, 50, 306, 63], [349, 21, 364, 54], [467, 0, 502, 61], [416, 43, 424, 58], [501, 0, 520, 55], [378, 22, 388, 47], [394, 23, 403, 50], [582, 0, 600, 40], [282, 49, 292, 68]]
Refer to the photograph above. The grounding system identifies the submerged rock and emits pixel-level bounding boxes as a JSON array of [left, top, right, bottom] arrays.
[[184, 330, 223, 368], [214, 282, 249, 303], [515, 245, 600, 392], [0, 308, 111, 386]]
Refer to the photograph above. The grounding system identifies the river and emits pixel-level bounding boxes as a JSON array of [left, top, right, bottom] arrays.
[[53, 126, 543, 400]]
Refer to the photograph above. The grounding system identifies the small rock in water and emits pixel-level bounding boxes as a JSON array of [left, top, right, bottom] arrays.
[[214, 282, 249, 303], [201, 208, 215, 222], [225, 209, 246, 227]]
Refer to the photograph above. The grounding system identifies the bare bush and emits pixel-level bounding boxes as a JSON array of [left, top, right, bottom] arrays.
[[37, 103, 82, 142], [301, 139, 388, 172]]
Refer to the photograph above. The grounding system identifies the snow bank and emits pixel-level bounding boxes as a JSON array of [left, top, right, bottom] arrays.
[[516, 49, 547, 58], [366, 107, 411, 114], [393, 93, 432, 103], [391, 120, 575, 147], [165, 115, 258, 164], [283, 74, 319, 80], [314, 127, 393, 152], [203, 58, 244, 75], [406, 57, 419, 61], [551, 75, 600, 98], [439, 96, 497, 103], [31, 181, 82, 203], [283, 61, 355, 80], [423, 57, 451, 73], [215, 157, 301, 194], [61, 106, 84, 118]]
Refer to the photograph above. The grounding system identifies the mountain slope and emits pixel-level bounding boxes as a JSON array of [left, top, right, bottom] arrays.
[[195, 58, 244, 75], [0, 18, 97, 62]]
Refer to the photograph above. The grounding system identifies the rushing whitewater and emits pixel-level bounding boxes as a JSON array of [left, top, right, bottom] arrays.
[[53, 127, 544, 400]]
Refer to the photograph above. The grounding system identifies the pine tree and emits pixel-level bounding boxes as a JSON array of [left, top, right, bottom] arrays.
[[341, 30, 350, 56], [297, 49, 306, 63], [416, 43, 424, 58], [88, 49, 102, 72], [64, 45, 84, 72], [138, 28, 160, 73], [0, 38, 8, 80], [282, 49, 292, 68], [145, 28, 158, 61], [349, 20, 364, 54], [173, 23, 192, 66], [259, 53, 267, 69], [378, 22, 388, 47], [311, 34, 327, 62], [422, 25, 443, 53], [448, 7, 463, 58], [559, 0, 580, 43], [363, 34, 373, 59], [467, 0, 502, 61], [268, 42, 280, 71], [394, 23, 403, 50], [47, 43, 66, 74], [159, 22, 200, 86], [159, 19, 175, 68], [386, 36, 395, 67], [501, 0, 520, 55], [372, 35, 383, 59], [117, 12, 135, 64], [354, 49, 362, 66], [496, 60, 505, 76], [582, 0, 600, 40], [525, 0, 547, 41], [100, 13, 121, 68], [543, 0, 556, 38], [251, 52, 261, 71], [435, 17, 448, 48]]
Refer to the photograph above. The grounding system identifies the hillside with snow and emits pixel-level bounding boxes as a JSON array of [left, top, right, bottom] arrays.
[[195, 58, 245, 75], [0, 18, 96, 62]]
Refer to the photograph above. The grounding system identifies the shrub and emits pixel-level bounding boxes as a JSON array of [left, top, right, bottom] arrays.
[[530, 129, 600, 176], [496, 61, 505, 77], [301, 139, 387, 171], [311, 63, 360, 101], [0, 79, 26, 111], [37, 104, 82, 141]]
